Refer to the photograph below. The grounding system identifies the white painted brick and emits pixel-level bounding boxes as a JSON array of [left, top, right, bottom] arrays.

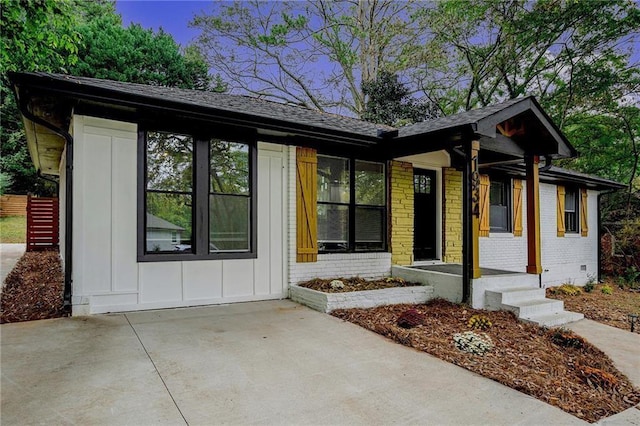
[[479, 181, 598, 287]]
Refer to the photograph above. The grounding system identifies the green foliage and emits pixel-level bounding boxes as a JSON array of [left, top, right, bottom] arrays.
[[584, 274, 596, 293], [0, 172, 12, 195], [601, 285, 613, 295], [70, 13, 214, 90], [362, 71, 437, 126], [1, 0, 226, 196]]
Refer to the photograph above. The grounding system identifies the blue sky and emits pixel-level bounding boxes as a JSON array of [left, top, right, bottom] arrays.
[[116, 1, 208, 48]]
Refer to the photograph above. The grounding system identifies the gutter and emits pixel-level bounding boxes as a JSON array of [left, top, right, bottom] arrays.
[[16, 92, 74, 310]]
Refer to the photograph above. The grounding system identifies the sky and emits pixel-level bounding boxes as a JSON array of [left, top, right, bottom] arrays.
[[116, 1, 209, 48]]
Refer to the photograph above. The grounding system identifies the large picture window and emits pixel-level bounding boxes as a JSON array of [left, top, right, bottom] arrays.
[[139, 129, 255, 261], [317, 155, 386, 252]]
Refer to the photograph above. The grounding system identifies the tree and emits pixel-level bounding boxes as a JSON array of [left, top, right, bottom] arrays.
[[362, 71, 438, 126], [0, 0, 82, 195], [1, 0, 225, 195], [416, 0, 640, 118], [70, 10, 216, 91], [190, 0, 428, 116]]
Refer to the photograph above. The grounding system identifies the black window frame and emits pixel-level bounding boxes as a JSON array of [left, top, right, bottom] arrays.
[[489, 176, 512, 233], [564, 186, 579, 234], [137, 125, 257, 262], [316, 154, 387, 253]]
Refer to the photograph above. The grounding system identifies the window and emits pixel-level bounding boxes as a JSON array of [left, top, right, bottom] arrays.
[[139, 129, 255, 261], [489, 178, 511, 232], [565, 187, 579, 233], [317, 155, 386, 252]]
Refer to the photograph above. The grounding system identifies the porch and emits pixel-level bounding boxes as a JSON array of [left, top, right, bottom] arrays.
[[391, 263, 582, 326]]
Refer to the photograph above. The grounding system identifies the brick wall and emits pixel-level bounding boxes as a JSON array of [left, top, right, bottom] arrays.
[[287, 147, 392, 286], [443, 168, 462, 263], [389, 161, 414, 265]]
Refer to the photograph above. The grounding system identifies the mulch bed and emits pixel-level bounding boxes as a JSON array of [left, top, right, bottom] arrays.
[[547, 283, 640, 334], [298, 276, 418, 293], [1, 250, 67, 324], [332, 299, 640, 423]]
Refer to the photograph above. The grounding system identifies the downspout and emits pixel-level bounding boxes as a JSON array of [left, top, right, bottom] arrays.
[[18, 96, 74, 310]]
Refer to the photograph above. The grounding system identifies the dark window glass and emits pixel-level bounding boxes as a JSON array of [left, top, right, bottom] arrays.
[[317, 155, 386, 252], [141, 131, 254, 260], [145, 132, 193, 253], [209, 140, 251, 252], [318, 156, 350, 203], [565, 188, 579, 233], [489, 179, 511, 232], [317, 204, 349, 251], [414, 174, 431, 194]]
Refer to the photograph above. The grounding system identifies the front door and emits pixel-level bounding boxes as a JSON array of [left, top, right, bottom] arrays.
[[413, 168, 437, 260]]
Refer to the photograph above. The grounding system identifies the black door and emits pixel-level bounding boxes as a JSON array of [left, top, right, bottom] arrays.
[[413, 168, 437, 260]]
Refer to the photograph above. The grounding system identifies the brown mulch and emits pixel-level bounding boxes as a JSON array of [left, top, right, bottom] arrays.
[[332, 299, 640, 423], [547, 283, 640, 334], [298, 276, 418, 293], [1, 250, 67, 324]]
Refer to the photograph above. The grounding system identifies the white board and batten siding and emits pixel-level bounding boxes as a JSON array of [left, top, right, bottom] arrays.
[[71, 115, 288, 314]]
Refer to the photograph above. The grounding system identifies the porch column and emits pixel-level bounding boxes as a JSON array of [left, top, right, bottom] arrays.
[[462, 139, 481, 304], [526, 155, 542, 274], [470, 140, 481, 279]]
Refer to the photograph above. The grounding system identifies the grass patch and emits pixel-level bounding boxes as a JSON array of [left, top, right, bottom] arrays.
[[0, 216, 26, 243]]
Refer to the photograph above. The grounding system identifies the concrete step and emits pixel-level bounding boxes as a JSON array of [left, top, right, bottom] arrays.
[[502, 299, 565, 318], [521, 311, 584, 327], [486, 287, 545, 309]]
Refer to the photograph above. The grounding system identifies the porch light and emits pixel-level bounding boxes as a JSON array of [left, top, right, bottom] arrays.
[[628, 313, 638, 333]]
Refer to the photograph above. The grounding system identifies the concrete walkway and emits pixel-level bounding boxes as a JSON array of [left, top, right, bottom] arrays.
[[1, 300, 586, 425], [0, 243, 25, 288], [568, 319, 640, 426]]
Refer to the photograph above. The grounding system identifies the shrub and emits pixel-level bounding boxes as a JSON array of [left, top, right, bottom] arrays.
[[467, 314, 492, 330], [453, 331, 493, 355], [601, 285, 613, 295], [396, 309, 425, 329], [550, 284, 582, 296], [549, 328, 586, 349], [584, 274, 596, 293]]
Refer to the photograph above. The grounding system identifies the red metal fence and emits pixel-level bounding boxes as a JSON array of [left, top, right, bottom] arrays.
[[26, 196, 59, 252]]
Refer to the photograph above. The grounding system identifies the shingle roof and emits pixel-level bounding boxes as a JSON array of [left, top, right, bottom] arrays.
[[398, 97, 531, 138], [146, 213, 184, 231], [18, 72, 394, 140]]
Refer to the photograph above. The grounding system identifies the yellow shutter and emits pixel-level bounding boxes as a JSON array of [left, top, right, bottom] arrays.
[[580, 188, 588, 237], [296, 147, 318, 262], [557, 185, 565, 237], [479, 175, 490, 237], [513, 179, 523, 237]]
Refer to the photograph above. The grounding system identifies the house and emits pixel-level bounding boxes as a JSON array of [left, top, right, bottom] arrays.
[[9, 72, 624, 318], [146, 213, 185, 252]]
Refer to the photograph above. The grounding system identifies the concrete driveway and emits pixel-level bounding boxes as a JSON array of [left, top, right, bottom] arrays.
[[1, 300, 586, 425], [0, 243, 25, 287]]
